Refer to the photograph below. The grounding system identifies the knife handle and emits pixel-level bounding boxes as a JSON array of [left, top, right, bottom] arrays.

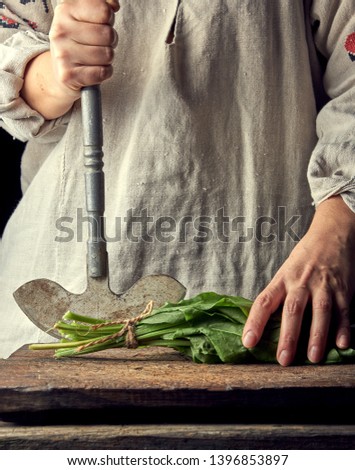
[[81, 85, 108, 278]]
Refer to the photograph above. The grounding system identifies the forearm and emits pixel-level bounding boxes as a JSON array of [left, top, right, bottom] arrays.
[[20, 51, 80, 120]]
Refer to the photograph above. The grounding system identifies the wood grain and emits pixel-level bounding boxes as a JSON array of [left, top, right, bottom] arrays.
[[1, 422, 355, 449], [1, 346, 355, 424]]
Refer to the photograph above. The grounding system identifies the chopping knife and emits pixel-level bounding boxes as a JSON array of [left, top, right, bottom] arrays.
[[13, 85, 186, 338]]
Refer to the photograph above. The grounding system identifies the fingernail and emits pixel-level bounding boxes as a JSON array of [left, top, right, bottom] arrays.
[[243, 330, 257, 348], [308, 345, 320, 363], [278, 349, 291, 366], [337, 334, 348, 349], [112, 30, 119, 48]]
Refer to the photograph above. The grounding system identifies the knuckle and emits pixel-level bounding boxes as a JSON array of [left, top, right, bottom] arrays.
[[333, 276, 349, 295], [53, 3, 69, 17], [283, 297, 303, 317], [99, 65, 113, 81], [312, 297, 332, 312], [49, 24, 67, 42], [104, 46, 115, 63], [297, 264, 314, 288], [318, 267, 331, 285], [57, 67, 76, 87], [319, 267, 349, 294], [51, 46, 70, 62], [254, 291, 273, 310], [96, 2, 112, 23], [51, 5, 71, 33], [95, 24, 109, 44]]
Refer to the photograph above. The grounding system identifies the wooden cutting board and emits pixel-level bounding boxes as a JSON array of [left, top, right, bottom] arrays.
[[1, 345, 355, 424]]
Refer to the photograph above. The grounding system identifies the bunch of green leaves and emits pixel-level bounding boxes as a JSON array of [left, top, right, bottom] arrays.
[[29, 292, 355, 364]]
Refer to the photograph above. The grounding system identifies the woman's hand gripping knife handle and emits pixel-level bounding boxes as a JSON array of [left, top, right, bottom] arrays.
[[20, 0, 120, 120]]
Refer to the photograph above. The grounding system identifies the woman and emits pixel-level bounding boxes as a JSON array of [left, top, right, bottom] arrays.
[[0, 0, 354, 364]]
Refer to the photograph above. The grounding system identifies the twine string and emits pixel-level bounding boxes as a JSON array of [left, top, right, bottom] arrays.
[[77, 300, 154, 351]]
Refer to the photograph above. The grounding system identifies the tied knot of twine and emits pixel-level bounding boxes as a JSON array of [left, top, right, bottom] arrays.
[[77, 300, 153, 352]]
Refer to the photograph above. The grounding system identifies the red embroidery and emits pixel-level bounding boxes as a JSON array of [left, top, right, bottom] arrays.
[[345, 32, 355, 62], [0, 14, 19, 28], [25, 19, 37, 29]]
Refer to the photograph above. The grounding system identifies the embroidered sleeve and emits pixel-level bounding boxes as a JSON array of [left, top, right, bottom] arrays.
[[0, 0, 52, 35], [307, 0, 355, 212], [0, 1, 68, 141]]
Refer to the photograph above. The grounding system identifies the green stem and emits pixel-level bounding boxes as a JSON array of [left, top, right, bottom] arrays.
[[63, 311, 108, 324], [139, 339, 191, 347], [29, 338, 94, 350]]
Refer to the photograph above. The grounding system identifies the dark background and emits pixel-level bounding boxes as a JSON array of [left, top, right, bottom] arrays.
[[0, 127, 25, 237]]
